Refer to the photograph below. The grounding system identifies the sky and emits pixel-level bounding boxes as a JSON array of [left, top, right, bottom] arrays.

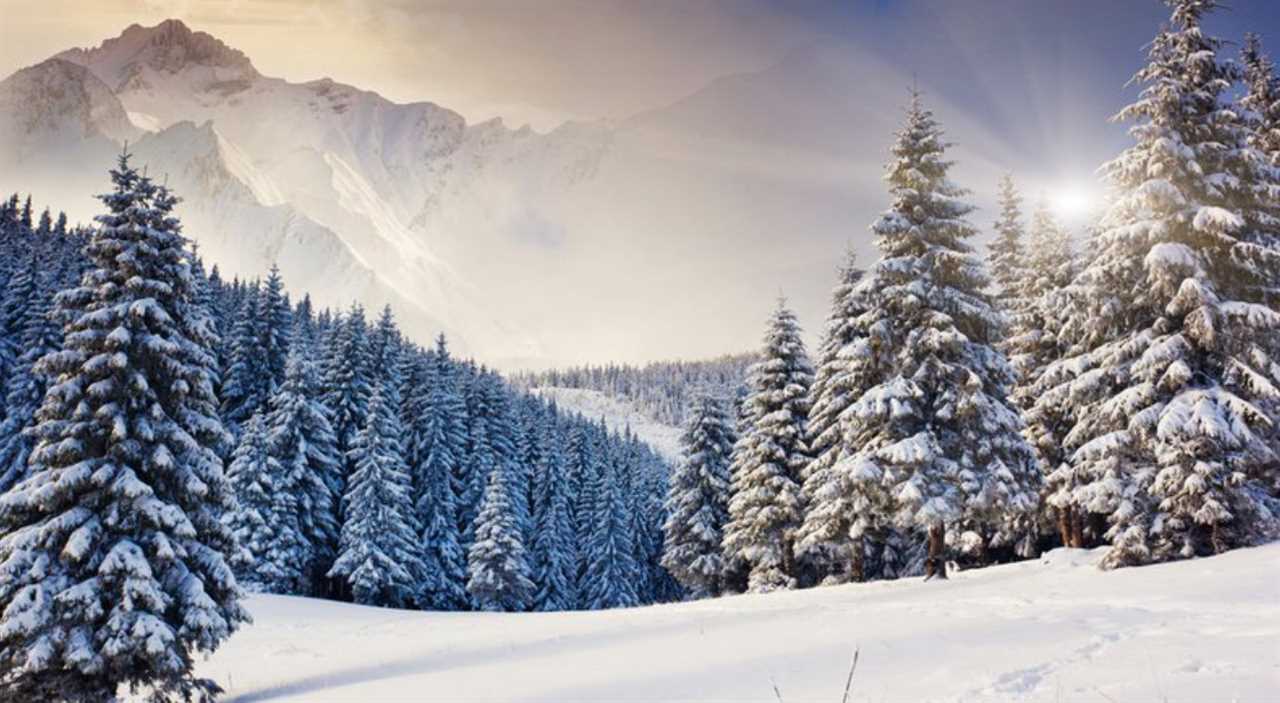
[[4, 1, 1280, 367]]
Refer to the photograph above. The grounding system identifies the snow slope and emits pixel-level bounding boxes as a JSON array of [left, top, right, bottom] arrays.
[[531, 386, 684, 462], [189, 543, 1280, 703]]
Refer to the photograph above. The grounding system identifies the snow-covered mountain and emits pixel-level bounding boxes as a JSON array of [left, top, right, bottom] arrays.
[[1, 19, 612, 360]]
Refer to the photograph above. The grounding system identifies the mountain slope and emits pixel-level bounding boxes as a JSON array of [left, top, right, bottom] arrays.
[[189, 543, 1280, 702]]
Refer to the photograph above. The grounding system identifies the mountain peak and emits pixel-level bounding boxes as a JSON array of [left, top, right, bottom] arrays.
[[58, 18, 258, 90]]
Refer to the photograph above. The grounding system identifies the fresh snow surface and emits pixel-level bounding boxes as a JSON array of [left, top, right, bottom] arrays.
[[186, 543, 1279, 703], [531, 386, 683, 462]]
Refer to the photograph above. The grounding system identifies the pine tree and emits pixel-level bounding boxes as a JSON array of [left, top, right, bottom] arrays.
[[225, 411, 307, 593], [265, 340, 342, 595], [321, 304, 373, 491], [220, 293, 265, 432], [795, 249, 883, 584], [582, 443, 640, 609], [723, 300, 813, 592], [0, 278, 60, 494], [1242, 33, 1280, 168], [0, 154, 246, 702], [1032, 0, 1280, 567], [466, 458, 535, 612], [661, 391, 735, 598], [530, 418, 578, 611], [828, 91, 1039, 580], [409, 339, 468, 611], [988, 174, 1027, 303], [328, 380, 423, 607], [258, 263, 291, 393]]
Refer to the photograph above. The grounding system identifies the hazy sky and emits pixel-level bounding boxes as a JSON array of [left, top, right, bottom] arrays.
[[5, 1, 1280, 367]]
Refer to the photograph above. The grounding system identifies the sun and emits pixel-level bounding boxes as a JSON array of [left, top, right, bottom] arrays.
[[1048, 183, 1098, 220]]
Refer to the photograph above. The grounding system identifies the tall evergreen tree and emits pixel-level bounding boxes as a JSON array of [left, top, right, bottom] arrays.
[[1031, 0, 1280, 567], [582, 444, 640, 609], [265, 340, 342, 594], [988, 174, 1027, 303], [723, 300, 813, 592], [258, 264, 291, 393], [0, 279, 60, 493], [466, 457, 535, 612], [321, 304, 373, 491], [328, 381, 423, 607], [220, 293, 265, 432], [530, 418, 578, 611], [661, 391, 735, 598], [225, 411, 307, 593], [826, 92, 1039, 579], [0, 154, 246, 702]]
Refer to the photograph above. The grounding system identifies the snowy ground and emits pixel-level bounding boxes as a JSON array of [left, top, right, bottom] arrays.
[[530, 386, 684, 462], [189, 543, 1279, 702]]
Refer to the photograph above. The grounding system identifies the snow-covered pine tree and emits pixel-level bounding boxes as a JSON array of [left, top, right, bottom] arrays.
[[723, 300, 812, 592], [466, 455, 535, 612], [1242, 33, 1280, 168], [988, 174, 1027, 304], [1032, 0, 1280, 567], [833, 91, 1039, 579], [225, 411, 307, 593], [0, 276, 60, 494], [1006, 201, 1081, 548], [409, 337, 468, 611], [661, 390, 735, 598], [328, 379, 423, 607], [582, 444, 640, 610], [220, 293, 265, 433], [531, 416, 578, 611], [796, 248, 891, 584], [321, 303, 373, 490], [0, 154, 246, 702], [265, 338, 342, 595], [258, 263, 291, 394]]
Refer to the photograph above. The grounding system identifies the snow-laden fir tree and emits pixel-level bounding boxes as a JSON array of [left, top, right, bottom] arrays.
[[988, 174, 1027, 303], [831, 91, 1039, 579], [0, 277, 60, 494], [321, 303, 373, 489], [466, 455, 536, 612], [723, 300, 813, 592], [582, 444, 640, 609], [1242, 33, 1280, 168], [407, 337, 468, 611], [258, 264, 291, 393], [661, 390, 735, 598], [531, 417, 578, 611], [795, 248, 893, 584], [328, 379, 423, 607], [1004, 202, 1081, 547], [220, 293, 265, 433], [0, 254, 38, 418], [224, 411, 307, 593], [1031, 0, 1280, 567], [0, 154, 246, 702], [265, 338, 342, 594]]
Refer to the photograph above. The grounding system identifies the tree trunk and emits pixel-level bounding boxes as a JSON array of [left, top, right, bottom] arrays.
[[850, 536, 865, 583], [1057, 505, 1074, 548], [925, 521, 948, 580]]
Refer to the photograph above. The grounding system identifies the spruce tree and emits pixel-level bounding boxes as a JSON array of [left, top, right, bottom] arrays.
[[328, 380, 423, 607], [988, 174, 1027, 303], [258, 263, 291, 393], [661, 391, 735, 598], [531, 418, 578, 611], [830, 91, 1039, 579], [321, 304, 373, 491], [1032, 0, 1280, 567], [220, 293, 265, 433], [582, 447, 640, 609], [466, 458, 535, 612], [0, 154, 246, 702], [409, 340, 468, 611], [225, 411, 307, 593], [0, 279, 60, 494], [723, 300, 813, 592], [265, 340, 342, 594]]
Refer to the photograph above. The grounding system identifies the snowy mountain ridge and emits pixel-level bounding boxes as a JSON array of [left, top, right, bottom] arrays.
[[2, 19, 616, 361]]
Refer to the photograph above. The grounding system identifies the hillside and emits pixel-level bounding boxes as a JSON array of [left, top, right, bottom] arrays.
[[189, 543, 1280, 702]]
